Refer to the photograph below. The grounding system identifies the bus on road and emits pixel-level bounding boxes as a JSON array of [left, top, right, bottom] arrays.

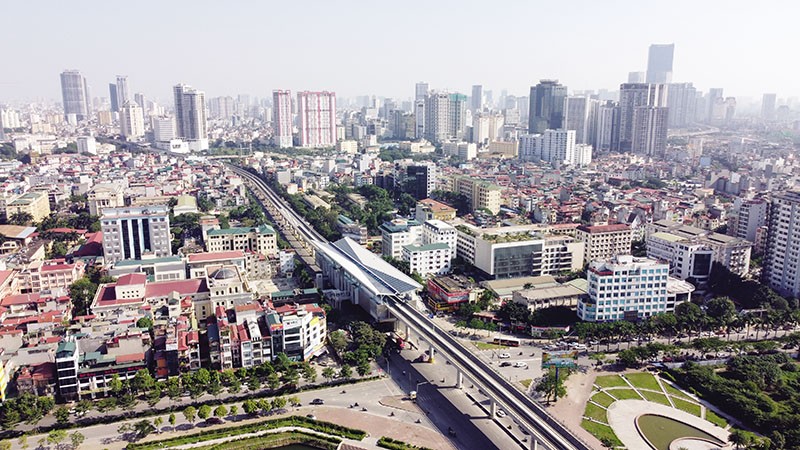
[[492, 337, 521, 347]]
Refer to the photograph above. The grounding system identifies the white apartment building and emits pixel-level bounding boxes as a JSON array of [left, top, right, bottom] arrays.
[[120, 101, 145, 139], [575, 224, 633, 265], [423, 220, 457, 252], [728, 198, 768, 243], [297, 91, 336, 148], [206, 225, 278, 257], [577, 255, 694, 322], [647, 220, 752, 277], [764, 191, 800, 297], [100, 205, 172, 264], [272, 90, 293, 148], [646, 232, 714, 283], [518, 129, 577, 165], [455, 223, 583, 279], [403, 243, 452, 276], [380, 219, 423, 259]]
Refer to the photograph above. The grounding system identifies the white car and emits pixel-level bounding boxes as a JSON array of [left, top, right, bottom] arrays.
[[496, 409, 507, 418], [513, 361, 527, 368], [498, 352, 511, 359]]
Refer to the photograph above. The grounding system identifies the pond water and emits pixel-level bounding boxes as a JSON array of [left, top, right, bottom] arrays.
[[637, 414, 723, 450]]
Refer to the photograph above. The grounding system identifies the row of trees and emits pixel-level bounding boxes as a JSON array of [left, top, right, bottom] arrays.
[[2, 429, 86, 450], [572, 299, 800, 351]]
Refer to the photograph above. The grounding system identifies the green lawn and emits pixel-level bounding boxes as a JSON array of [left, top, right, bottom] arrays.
[[474, 342, 506, 350], [590, 391, 616, 408], [583, 402, 608, 423], [625, 372, 661, 392], [520, 379, 532, 388], [581, 419, 623, 447], [594, 375, 628, 389], [606, 388, 643, 401], [672, 397, 702, 416], [639, 390, 671, 406], [661, 380, 694, 400], [706, 410, 728, 429]]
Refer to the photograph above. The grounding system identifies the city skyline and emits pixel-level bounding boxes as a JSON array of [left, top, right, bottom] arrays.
[[2, 1, 800, 103]]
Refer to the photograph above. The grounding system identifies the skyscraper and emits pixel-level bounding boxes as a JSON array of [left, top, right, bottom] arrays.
[[666, 82, 697, 128], [646, 44, 674, 84], [116, 76, 130, 109], [297, 91, 337, 148], [471, 85, 483, 111], [564, 96, 590, 144], [618, 83, 667, 151], [109, 83, 119, 112], [528, 80, 567, 134], [631, 106, 669, 157], [415, 82, 429, 101], [764, 191, 800, 297], [173, 84, 208, 150], [272, 90, 293, 148], [424, 92, 466, 143], [60, 70, 91, 120], [628, 72, 645, 83], [120, 101, 145, 140], [406, 163, 437, 200], [706, 88, 724, 123], [762, 93, 777, 121]]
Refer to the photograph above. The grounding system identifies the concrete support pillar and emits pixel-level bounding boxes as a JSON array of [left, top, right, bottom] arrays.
[[456, 370, 464, 389], [428, 345, 435, 363], [404, 324, 410, 340], [530, 438, 539, 450], [490, 399, 497, 418]]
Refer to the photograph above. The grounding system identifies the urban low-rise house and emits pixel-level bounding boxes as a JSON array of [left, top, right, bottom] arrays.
[[56, 331, 150, 402], [575, 223, 632, 265], [426, 275, 476, 312], [512, 278, 587, 312]]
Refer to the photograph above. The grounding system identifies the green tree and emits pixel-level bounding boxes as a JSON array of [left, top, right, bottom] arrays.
[[54, 406, 70, 425], [47, 430, 67, 448], [301, 363, 317, 383], [357, 360, 371, 377], [535, 368, 569, 403], [136, 317, 153, 330], [328, 330, 348, 354], [288, 396, 301, 407], [108, 374, 123, 395], [153, 416, 163, 432], [339, 364, 353, 379], [183, 406, 197, 425], [242, 399, 258, 416], [213, 405, 227, 419], [229, 405, 238, 417], [132, 369, 155, 394], [272, 397, 287, 410], [267, 372, 281, 389], [8, 212, 33, 225], [17, 435, 27, 450], [729, 429, 750, 449], [69, 431, 85, 449], [69, 277, 98, 317], [197, 404, 212, 422], [168, 413, 176, 429], [133, 420, 155, 440], [322, 367, 336, 382]]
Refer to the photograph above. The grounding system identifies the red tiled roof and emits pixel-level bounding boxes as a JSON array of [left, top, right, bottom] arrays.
[[0, 270, 13, 287], [1, 293, 41, 306], [577, 223, 630, 233], [117, 273, 147, 286], [144, 279, 207, 298], [41, 263, 76, 272], [188, 251, 245, 263], [115, 353, 145, 364]]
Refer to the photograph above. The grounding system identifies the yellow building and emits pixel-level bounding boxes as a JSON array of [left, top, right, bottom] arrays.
[[4, 191, 51, 223], [451, 176, 502, 215]]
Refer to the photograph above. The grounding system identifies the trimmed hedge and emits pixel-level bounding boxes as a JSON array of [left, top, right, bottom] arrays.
[[377, 436, 434, 450], [195, 430, 340, 450], [127, 415, 366, 450]]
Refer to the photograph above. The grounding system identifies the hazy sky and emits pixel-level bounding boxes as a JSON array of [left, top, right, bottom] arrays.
[[2, 0, 798, 104]]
